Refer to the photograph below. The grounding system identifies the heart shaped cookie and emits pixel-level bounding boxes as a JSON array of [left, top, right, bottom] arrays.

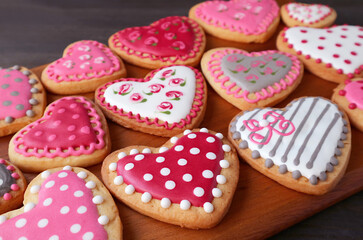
[[201, 47, 303, 110], [101, 128, 239, 229], [108, 16, 206, 69], [42, 40, 126, 94], [9, 96, 110, 172], [0, 65, 46, 137], [332, 79, 363, 132], [0, 159, 27, 214], [95, 65, 207, 137], [0, 166, 122, 239], [277, 25, 363, 83], [228, 97, 351, 195], [189, 0, 280, 43], [281, 3, 336, 28]]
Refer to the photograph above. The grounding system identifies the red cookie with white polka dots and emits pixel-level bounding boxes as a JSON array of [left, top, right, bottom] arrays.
[[277, 25, 363, 83], [101, 128, 239, 229], [8, 96, 111, 172], [0, 159, 27, 215], [0, 166, 122, 239]]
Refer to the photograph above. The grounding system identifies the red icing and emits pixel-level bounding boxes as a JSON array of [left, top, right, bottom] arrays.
[[116, 132, 223, 206]]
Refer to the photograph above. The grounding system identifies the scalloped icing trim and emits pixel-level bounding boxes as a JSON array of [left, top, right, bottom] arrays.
[[285, 3, 333, 25]]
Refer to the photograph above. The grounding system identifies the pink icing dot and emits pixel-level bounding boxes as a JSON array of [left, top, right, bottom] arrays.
[[53, 120, 62, 126], [327, 30, 333, 33], [80, 126, 90, 134], [333, 54, 340, 58], [355, 42, 361, 46], [342, 28, 348, 31], [335, 43, 342, 47], [319, 36, 326, 40], [7, 165, 15, 171], [11, 184, 20, 191], [317, 46, 324, 50], [351, 51, 357, 56], [3, 193, 12, 200], [72, 114, 80, 119], [0, 159, 5, 164], [11, 172, 20, 179], [70, 103, 77, 108], [68, 135, 76, 141], [341, 35, 347, 38], [67, 125, 76, 131], [34, 131, 43, 137], [359, 35, 363, 38], [301, 39, 308, 44], [344, 60, 352, 64], [57, 108, 65, 113], [339, 90, 346, 96], [48, 134, 57, 141], [348, 103, 357, 109], [300, 29, 307, 33]]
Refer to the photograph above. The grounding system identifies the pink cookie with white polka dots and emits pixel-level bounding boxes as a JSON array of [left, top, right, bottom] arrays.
[[277, 25, 363, 83], [101, 128, 239, 229], [8, 96, 111, 172], [0, 166, 122, 239]]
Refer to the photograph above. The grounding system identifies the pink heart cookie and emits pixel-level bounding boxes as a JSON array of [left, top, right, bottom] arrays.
[[9, 96, 110, 172], [0, 166, 122, 239], [189, 0, 280, 43], [42, 40, 126, 94], [101, 129, 239, 229], [108, 16, 206, 69], [0, 66, 46, 137], [95, 65, 207, 137]]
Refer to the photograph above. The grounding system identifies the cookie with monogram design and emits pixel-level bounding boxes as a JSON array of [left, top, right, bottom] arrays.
[[0, 166, 122, 239], [201, 47, 304, 110], [41, 40, 126, 95], [0, 65, 46, 137], [189, 0, 280, 43], [0, 159, 27, 215], [108, 16, 206, 69], [281, 2, 336, 28], [95, 65, 207, 137], [228, 97, 351, 195]]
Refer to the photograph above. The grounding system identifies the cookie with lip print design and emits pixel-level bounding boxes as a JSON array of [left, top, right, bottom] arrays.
[[95, 65, 207, 137], [0, 65, 46, 137], [8, 96, 111, 172], [189, 0, 280, 43], [0, 159, 27, 215], [101, 128, 239, 229], [108, 16, 206, 69], [41, 40, 127, 95], [0, 166, 122, 240]]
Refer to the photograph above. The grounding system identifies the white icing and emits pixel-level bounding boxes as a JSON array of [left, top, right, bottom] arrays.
[[285, 26, 363, 74], [104, 66, 196, 123], [98, 215, 109, 225], [114, 176, 123, 185], [219, 160, 230, 168], [216, 175, 226, 184], [141, 192, 152, 203], [287, 3, 331, 23], [180, 200, 191, 210], [203, 202, 214, 213], [160, 198, 171, 208], [235, 97, 344, 179], [212, 188, 222, 198]]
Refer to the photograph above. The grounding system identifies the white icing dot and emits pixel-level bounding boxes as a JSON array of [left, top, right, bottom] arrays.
[[222, 144, 231, 152], [216, 133, 223, 139], [24, 203, 35, 212], [125, 185, 135, 195], [86, 181, 96, 189], [183, 129, 192, 135], [200, 128, 208, 133], [37, 218, 48, 228], [159, 147, 169, 153], [124, 163, 134, 171], [45, 180, 55, 188], [43, 198, 53, 206], [177, 158, 187, 166], [216, 175, 227, 184], [41, 171, 51, 179], [117, 152, 126, 159], [219, 160, 230, 168], [130, 149, 139, 155], [60, 184, 69, 191], [174, 145, 184, 151], [63, 166, 72, 171], [187, 133, 197, 139], [161, 198, 171, 208], [193, 187, 205, 197], [70, 224, 81, 233], [109, 163, 117, 171], [142, 148, 151, 154], [160, 168, 170, 176], [98, 215, 109, 225], [18, 237, 28, 240], [30, 185, 40, 193], [206, 136, 215, 143], [206, 152, 216, 160], [190, 147, 200, 155], [92, 195, 104, 204], [77, 206, 87, 214], [202, 170, 214, 179], [203, 202, 214, 213], [82, 232, 94, 240], [49, 235, 59, 240], [183, 174, 192, 182], [0, 215, 6, 224], [212, 188, 222, 198], [180, 200, 191, 210], [135, 154, 144, 161], [77, 171, 87, 179], [141, 192, 152, 203], [114, 176, 123, 185], [165, 180, 176, 190], [170, 137, 178, 144], [58, 172, 68, 178], [74, 190, 84, 197], [156, 156, 165, 163], [143, 173, 153, 181], [259, 119, 269, 127], [15, 218, 27, 228], [60, 206, 70, 214]]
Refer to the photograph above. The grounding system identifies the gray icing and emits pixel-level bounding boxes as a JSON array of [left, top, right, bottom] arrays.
[[2, 100, 12, 106], [251, 150, 260, 159], [5, 116, 14, 123], [337, 141, 344, 148], [309, 175, 318, 185], [12, 65, 20, 70], [22, 70, 31, 76], [319, 172, 327, 181], [26, 110, 35, 117], [330, 157, 339, 166], [340, 133, 347, 140], [326, 163, 334, 172], [16, 104, 24, 110], [239, 140, 248, 149], [29, 78, 38, 84], [265, 158, 274, 168], [29, 98, 38, 105], [292, 170, 301, 179], [232, 132, 241, 139], [0, 163, 16, 197], [30, 88, 39, 93], [220, 53, 293, 93], [11, 91, 19, 96], [279, 164, 287, 174], [335, 149, 342, 156]]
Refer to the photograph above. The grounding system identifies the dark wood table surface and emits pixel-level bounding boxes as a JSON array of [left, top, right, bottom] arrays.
[[0, 0, 362, 239]]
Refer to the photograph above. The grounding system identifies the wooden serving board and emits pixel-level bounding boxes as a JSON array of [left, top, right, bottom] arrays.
[[1, 18, 363, 240]]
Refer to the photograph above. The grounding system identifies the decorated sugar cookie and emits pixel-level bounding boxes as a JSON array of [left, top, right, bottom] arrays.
[[201, 47, 304, 110], [0, 65, 46, 137], [41, 40, 126, 94], [108, 16, 206, 69], [9, 96, 110, 172], [0, 159, 27, 214], [95, 65, 207, 137], [228, 97, 351, 195], [332, 79, 363, 132], [277, 25, 363, 83], [0, 166, 122, 239], [189, 0, 280, 43], [101, 128, 239, 229], [281, 2, 336, 28]]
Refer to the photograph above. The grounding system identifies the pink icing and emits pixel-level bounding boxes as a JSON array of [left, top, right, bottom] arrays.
[[0, 69, 31, 119], [207, 49, 301, 103], [96, 65, 205, 130], [46, 40, 121, 82], [195, 0, 279, 35], [13, 97, 105, 158], [117, 132, 223, 206], [0, 170, 107, 239], [344, 80, 363, 110], [110, 16, 204, 62]]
